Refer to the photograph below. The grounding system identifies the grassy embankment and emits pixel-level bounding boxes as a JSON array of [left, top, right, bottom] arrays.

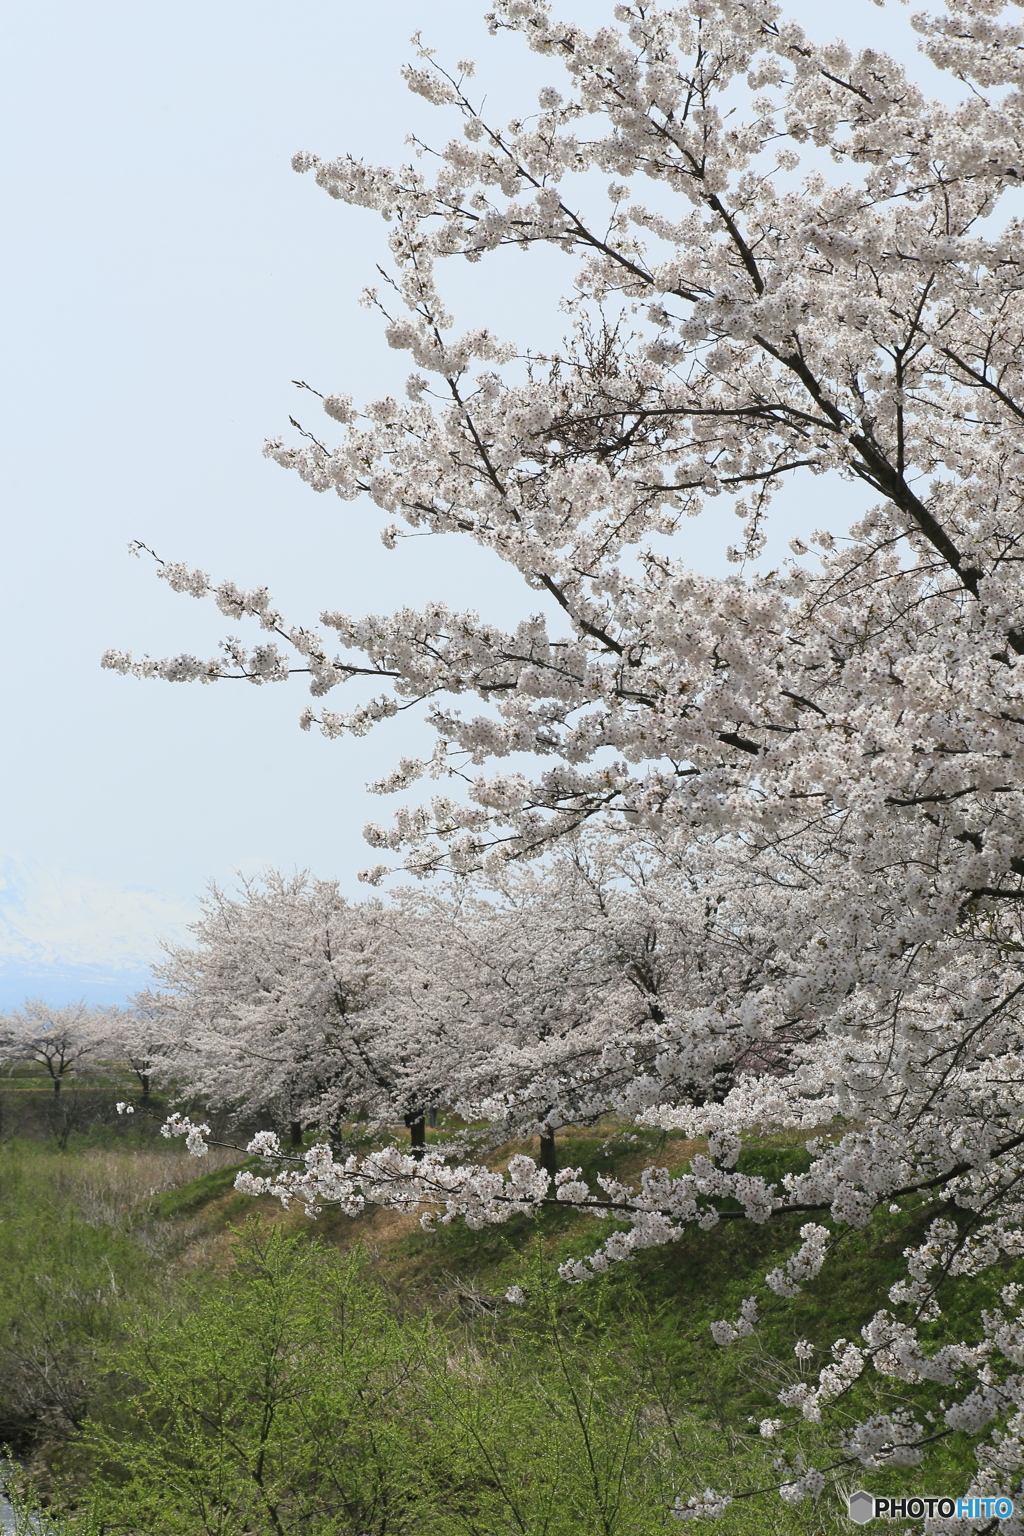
[[0, 1085, 1017, 1533]]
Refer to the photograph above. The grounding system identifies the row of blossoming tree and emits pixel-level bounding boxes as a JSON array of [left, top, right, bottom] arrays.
[[0, 999, 168, 1103], [134, 845, 722, 1158], [95, 0, 1024, 1520]]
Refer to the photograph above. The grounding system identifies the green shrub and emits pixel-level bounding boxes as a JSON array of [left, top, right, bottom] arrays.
[[57, 1226, 750, 1536]]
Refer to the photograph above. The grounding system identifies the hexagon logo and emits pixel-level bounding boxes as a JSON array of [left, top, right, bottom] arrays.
[[848, 1490, 875, 1524]]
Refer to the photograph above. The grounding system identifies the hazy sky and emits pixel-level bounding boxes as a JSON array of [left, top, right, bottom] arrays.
[[1, 0, 940, 1007]]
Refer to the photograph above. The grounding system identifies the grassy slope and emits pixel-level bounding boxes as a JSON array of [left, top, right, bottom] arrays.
[[2, 1125, 1019, 1532], [146, 1126, 1019, 1521]]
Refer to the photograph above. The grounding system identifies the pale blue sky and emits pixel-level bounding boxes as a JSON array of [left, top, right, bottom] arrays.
[[0, 0, 936, 1006]]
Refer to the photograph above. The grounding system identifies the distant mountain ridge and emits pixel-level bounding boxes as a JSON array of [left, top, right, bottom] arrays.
[[0, 854, 194, 1007]]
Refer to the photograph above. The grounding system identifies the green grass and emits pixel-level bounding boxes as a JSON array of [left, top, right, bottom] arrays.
[[0, 1144, 162, 1451], [2, 1127, 1021, 1533]]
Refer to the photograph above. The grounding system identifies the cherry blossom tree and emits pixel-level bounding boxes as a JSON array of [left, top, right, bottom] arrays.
[[114, 0, 1024, 1516], [149, 873, 391, 1146], [382, 857, 627, 1172], [389, 829, 750, 1172], [105, 998, 175, 1106], [149, 871, 494, 1156], [2, 1001, 111, 1097]]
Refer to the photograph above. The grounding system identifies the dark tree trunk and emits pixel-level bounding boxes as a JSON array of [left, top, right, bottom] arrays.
[[289, 1120, 303, 1149], [538, 1131, 557, 1177], [141, 1074, 150, 1106], [405, 1111, 426, 1159], [52, 1076, 61, 1098], [427, 1107, 438, 1128]]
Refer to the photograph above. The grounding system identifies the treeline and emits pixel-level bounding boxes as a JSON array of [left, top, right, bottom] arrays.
[[3, 831, 737, 1166]]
